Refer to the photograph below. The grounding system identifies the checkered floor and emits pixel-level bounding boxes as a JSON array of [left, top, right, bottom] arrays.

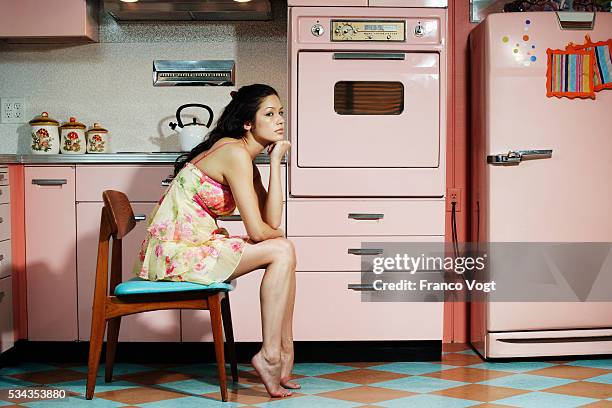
[[0, 344, 611, 407]]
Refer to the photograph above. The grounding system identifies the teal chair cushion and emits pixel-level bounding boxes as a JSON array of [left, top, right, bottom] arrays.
[[114, 277, 233, 297]]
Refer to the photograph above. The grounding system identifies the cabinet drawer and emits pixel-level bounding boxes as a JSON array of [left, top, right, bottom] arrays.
[[0, 170, 7, 186], [293, 272, 443, 341], [0, 276, 14, 353], [292, 236, 444, 272], [0, 240, 10, 279], [76, 166, 174, 202], [287, 200, 445, 236], [0, 204, 10, 241], [0, 185, 9, 204]]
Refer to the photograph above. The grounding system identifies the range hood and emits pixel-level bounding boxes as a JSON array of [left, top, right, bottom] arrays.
[[104, 0, 272, 21]]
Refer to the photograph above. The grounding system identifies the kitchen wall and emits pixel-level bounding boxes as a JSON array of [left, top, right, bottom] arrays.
[[0, 2, 287, 154]]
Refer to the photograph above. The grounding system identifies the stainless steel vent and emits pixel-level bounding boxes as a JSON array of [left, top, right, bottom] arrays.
[[153, 60, 235, 86], [104, 0, 271, 21]]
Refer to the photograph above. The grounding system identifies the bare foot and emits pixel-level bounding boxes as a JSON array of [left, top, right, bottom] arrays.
[[280, 351, 301, 389], [251, 352, 292, 398]]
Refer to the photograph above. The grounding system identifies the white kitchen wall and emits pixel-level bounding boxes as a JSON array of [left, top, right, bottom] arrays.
[[0, 3, 287, 154]]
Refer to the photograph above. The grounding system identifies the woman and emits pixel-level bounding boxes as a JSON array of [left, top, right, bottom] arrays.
[[134, 84, 297, 398]]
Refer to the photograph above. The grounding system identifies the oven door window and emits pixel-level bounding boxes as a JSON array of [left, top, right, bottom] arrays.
[[334, 81, 404, 115]]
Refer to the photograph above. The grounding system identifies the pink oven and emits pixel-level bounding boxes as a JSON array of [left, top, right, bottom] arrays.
[[289, 4, 447, 197]]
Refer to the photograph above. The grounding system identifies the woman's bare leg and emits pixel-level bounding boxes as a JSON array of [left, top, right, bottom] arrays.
[[280, 268, 299, 389], [226, 238, 296, 397]]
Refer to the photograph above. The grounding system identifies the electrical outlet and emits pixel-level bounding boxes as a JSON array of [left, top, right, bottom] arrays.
[[446, 188, 461, 212], [1, 97, 26, 124]]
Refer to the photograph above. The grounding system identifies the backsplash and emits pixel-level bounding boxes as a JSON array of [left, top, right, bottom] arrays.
[[0, 4, 287, 154]]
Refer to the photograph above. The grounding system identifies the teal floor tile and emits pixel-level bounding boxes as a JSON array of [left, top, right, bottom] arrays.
[[479, 373, 573, 391], [52, 379, 138, 395], [0, 401, 11, 407], [165, 363, 224, 377], [494, 391, 598, 408], [70, 363, 154, 376], [369, 362, 454, 375], [377, 394, 480, 408], [155, 378, 226, 395], [22, 395, 125, 407], [0, 363, 59, 376], [288, 377, 357, 394], [468, 361, 555, 373], [139, 395, 242, 407], [254, 395, 361, 408], [586, 373, 612, 384], [290, 363, 355, 377], [567, 359, 612, 370], [372, 376, 467, 393]]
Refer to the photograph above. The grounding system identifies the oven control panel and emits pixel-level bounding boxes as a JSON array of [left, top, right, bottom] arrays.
[[331, 20, 405, 42]]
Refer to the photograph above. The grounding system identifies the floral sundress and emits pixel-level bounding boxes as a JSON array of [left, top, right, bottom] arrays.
[[133, 147, 247, 285]]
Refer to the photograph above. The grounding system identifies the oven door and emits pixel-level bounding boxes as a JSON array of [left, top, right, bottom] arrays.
[[293, 51, 444, 197], [298, 51, 440, 168]]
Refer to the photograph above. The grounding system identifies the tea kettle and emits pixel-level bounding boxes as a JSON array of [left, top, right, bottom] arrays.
[[169, 103, 214, 152]]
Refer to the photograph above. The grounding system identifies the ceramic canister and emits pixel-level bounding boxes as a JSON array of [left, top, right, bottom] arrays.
[[60, 117, 86, 154], [86, 123, 110, 153], [29, 112, 60, 154]]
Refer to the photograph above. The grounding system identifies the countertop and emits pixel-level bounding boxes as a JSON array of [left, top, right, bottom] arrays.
[[0, 153, 278, 165]]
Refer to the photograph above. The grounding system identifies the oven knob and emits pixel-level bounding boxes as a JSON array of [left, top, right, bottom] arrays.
[[311, 24, 325, 37], [342, 24, 355, 36], [414, 24, 425, 37]]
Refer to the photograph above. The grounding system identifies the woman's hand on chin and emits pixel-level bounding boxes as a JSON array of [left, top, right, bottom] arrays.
[[267, 140, 291, 162]]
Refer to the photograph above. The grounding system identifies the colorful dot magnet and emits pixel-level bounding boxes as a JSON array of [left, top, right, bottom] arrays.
[[502, 36, 509, 43], [523, 35, 529, 41], [530, 56, 537, 62]]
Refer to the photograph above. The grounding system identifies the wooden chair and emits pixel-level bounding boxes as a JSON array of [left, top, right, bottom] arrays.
[[86, 190, 238, 402]]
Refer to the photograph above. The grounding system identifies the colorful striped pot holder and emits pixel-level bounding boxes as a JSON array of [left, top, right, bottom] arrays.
[[546, 48, 596, 99], [566, 36, 612, 92]]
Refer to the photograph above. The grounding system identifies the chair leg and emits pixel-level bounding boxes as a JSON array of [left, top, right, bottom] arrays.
[[105, 317, 121, 382], [209, 293, 228, 402], [221, 293, 238, 382], [86, 311, 107, 399]]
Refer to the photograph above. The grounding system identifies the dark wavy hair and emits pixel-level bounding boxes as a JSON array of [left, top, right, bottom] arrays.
[[173, 83, 279, 177]]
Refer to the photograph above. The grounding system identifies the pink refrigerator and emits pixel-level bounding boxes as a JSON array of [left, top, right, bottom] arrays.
[[470, 11, 612, 358]]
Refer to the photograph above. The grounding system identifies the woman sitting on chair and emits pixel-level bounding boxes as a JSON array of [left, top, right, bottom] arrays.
[[134, 84, 297, 397]]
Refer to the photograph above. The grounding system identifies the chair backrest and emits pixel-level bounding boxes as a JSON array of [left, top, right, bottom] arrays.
[[102, 190, 136, 239], [96, 190, 137, 295]]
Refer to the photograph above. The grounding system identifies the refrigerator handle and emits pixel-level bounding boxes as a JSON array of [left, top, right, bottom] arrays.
[[487, 150, 553, 166]]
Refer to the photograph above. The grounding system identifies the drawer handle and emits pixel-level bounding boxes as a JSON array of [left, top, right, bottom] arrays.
[[161, 176, 174, 187], [218, 215, 242, 222], [32, 179, 67, 186], [134, 214, 146, 222], [348, 248, 384, 256], [0, 190, 3, 195], [0, 291, 4, 301], [0, 254, 3, 261], [0, 217, 3, 223], [0, 174, 5, 180], [348, 213, 384, 220], [348, 283, 375, 291]]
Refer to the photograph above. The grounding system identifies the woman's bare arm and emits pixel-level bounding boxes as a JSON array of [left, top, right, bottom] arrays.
[[223, 145, 284, 242]]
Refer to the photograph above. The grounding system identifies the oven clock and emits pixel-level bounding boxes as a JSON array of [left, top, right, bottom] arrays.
[[330, 20, 406, 42]]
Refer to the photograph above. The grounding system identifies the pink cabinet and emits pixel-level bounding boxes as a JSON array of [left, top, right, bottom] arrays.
[[0, 276, 14, 352], [0, 0, 99, 42], [77, 202, 180, 342], [182, 270, 264, 342], [25, 166, 77, 341]]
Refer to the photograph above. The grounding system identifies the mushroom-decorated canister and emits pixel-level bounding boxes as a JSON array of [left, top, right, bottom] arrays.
[[86, 123, 109, 153], [60, 117, 86, 154], [29, 112, 60, 154]]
